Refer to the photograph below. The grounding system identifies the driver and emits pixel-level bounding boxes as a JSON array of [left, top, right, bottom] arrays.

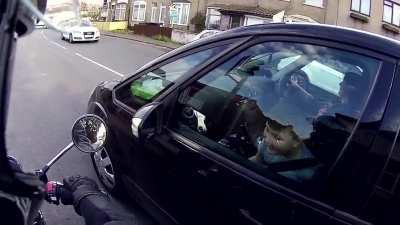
[[0, 1, 139, 225], [267, 70, 314, 139]]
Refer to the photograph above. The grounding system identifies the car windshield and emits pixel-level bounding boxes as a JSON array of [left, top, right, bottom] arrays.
[[80, 20, 92, 27], [277, 55, 362, 96]]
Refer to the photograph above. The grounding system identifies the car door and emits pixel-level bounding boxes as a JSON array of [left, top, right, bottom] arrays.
[[148, 37, 395, 225], [111, 39, 242, 225], [348, 64, 400, 225]]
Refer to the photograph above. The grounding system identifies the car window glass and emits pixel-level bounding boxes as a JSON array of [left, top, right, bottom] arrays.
[[278, 56, 346, 95], [81, 20, 92, 26], [170, 41, 380, 191], [115, 45, 229, 110]]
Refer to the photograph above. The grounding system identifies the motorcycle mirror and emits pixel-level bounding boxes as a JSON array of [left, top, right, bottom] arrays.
[[71, 114, 107, 153]]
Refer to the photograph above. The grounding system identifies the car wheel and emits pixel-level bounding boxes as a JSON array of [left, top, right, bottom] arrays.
[[61, 34, 64, 40], [91, 145, 124, 196], [69, 34, 74, 43], [92, 147, 115, 190]]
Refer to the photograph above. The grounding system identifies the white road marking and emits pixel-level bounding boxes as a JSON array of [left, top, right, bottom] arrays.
[[50, 41, 66, 50], [40, 31, 48, 40], [75, 53, 125, 77], [41, 30, 66, 50]]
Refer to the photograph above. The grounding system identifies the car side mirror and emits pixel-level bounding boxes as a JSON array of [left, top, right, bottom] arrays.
[[131, 102, 162, 141]]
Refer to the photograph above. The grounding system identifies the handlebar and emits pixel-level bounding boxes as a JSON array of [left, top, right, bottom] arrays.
[[45, 181, 73, 205]]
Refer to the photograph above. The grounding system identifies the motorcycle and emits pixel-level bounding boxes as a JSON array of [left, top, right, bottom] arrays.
[[26, 114, 109, 225]]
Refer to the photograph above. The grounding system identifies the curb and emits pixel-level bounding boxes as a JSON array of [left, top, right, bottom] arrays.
[[101, 32, 178, 51]]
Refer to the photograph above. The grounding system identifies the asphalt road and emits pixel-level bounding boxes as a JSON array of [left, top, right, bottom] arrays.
[[6, 29, 168, 225]]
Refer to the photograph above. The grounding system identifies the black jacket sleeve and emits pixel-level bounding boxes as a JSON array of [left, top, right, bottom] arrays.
[[78, 194, 137, 225]]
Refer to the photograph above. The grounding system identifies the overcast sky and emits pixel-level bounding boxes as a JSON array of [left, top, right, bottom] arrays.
[[81, 0, 103, 5], [48, 0, 103, 6]]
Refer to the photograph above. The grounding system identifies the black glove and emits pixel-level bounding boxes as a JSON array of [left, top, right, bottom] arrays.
[[63, 175, 108, 215]]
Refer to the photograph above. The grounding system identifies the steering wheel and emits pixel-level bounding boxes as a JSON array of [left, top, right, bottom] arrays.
[[278, 70, 313, 100]]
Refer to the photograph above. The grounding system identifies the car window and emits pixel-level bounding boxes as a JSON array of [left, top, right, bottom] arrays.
[[278, 56, 361, 96], [115, 45, 229, 110], [81, 20, 92, 27], [170, 41, 380, 190]]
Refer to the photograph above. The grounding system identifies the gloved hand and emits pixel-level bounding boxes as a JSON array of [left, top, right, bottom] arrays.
[[62, 175, 108, 214]]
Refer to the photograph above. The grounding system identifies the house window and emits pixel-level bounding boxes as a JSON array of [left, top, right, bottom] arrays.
[[206, 8, 221, 29], [132, 1, 146, 22], [230, 15, 242, 28], [304, 0, 323, 8], [151, 6, 158, 22], [159, 4, 166, 24], [170, 3, 191, 25], [244, 16, 271, 26], [351, 0, 370, 15], [383, 1, 400, 26], [114, 4, 127, 21]]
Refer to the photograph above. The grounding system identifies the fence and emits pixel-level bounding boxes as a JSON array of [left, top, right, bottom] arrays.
[[171, 29, 196, 44], [132, 23, 172, 38], [92, 21, 128, 31]]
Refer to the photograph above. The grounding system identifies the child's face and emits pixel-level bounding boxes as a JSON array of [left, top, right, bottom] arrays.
[[264, 123, 299, 156]]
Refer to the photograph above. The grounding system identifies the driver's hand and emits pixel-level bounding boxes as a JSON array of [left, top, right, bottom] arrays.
[[63, 175, 108, 214], [289, 75, 299, 87], [289, 75, 305, 88]]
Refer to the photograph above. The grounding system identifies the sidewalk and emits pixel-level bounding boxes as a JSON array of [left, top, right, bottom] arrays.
[[101, 30, 182, 50]]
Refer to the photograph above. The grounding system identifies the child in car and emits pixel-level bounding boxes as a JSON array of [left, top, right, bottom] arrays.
[[249, 119, 316, 182]]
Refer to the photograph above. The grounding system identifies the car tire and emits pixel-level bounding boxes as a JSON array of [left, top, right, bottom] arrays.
[[61, 34, 64, 40], [91, 142, 124, 196], [69, 34, 74, 43]]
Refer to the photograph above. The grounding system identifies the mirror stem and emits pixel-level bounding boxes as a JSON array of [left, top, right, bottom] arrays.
[[41, 142, 74, 174]]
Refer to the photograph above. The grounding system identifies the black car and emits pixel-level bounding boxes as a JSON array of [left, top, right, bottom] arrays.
[[87, 23, 400, 225]]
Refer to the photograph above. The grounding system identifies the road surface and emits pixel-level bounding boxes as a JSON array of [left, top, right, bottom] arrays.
[[6, 29, 168, 225]]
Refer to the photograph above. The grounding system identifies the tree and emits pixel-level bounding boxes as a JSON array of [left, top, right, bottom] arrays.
[[190, 13, 206, 33]]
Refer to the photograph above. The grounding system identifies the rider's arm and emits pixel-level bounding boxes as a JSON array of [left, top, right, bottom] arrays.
[[78, 194, 133, 225], [63, 176, 135, 225]]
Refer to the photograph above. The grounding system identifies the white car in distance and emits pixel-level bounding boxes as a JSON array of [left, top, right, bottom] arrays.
[[61, 19, 100, 43]]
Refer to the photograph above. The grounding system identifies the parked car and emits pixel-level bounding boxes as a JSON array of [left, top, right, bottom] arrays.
[[61, 19, 100, 43], [87, 23, 400, 225], [35, 20, 47, 29], [189, 29, 221, 42]]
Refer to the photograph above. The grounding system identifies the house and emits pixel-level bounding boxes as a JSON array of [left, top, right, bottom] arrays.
[[112, 0, 400, 41], [205, 3, 278, 30], [100, 0, 129, 22], [128, 0, 207, 32], [80, 2, 101, 20], [205, 0, 400, 40]]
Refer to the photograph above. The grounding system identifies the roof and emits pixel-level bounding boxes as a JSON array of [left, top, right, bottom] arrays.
[[171, 0, 191, 3], [208, 4, 282, 18], [285, 15, 318, 23], [190, 23, 400, 59]]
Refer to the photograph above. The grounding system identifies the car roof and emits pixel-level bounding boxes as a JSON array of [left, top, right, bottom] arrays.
[[188, 23, 400, 59]]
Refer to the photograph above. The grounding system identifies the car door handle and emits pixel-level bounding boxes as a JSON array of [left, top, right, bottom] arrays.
[[239, 209, 264, 225], [196, 166, 219, 177]]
